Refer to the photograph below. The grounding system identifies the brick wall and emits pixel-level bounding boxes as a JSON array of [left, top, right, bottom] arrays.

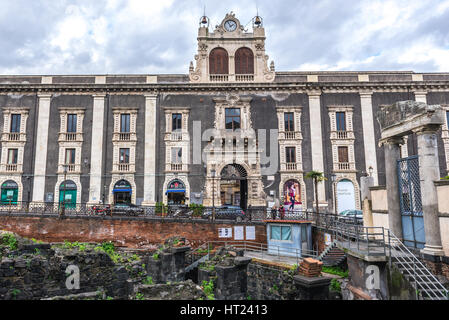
[[0, 215, 267, 248]]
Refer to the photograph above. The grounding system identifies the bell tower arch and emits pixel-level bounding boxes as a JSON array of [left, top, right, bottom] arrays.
[[189, 12, 275, 83]]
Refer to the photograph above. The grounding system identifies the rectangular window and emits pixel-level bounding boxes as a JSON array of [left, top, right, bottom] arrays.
[[172, 113, 182, 131], [225, 108, 241, 130], [338, 146, 349, 163], [270, 225, 292, 241], [119, 148, 130, 163], [286, 147, 296, 163], [171, 147, 182, 163], [120, 114, 130, 133], [336, 112, 346, 131], [7, 149, 18, 164], [67, 114, 77, 133], [284, 112, 294, 132], [65, 149, 76, 164], [10, 114, 21, 133]]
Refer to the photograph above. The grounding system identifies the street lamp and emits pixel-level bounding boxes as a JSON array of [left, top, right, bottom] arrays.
[[331, 173, 337, 215], [211, 169, 216, 221]]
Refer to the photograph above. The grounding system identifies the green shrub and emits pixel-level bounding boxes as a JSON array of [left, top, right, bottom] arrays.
[[143, 276, 154, 285], [189, 204, 204, 217], [321, 266, 348, 278], [201, 280, 215, 300], [1, 233, 18, 250], [330, 279, 341, 292]]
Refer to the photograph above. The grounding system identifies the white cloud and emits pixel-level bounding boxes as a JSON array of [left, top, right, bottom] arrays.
[[1, 0, 449, 74]]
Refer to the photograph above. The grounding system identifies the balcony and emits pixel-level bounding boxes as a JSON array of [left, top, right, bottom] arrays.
[[0, 163, 22, 173], [171, 163, 183, 171], [58, 132, 83, 142], [284, 131, 296, 140], [334, 162, 355, 171], [112, 132, 136, 142], [285, 163, 298, 171], [112, 163, 135, 173], [119, 133, 131, 141], [171, 132, 183, 141], [2, 132, 26, 142], [235, 74, 254, 82], [209, 74, 255, 82], [331, 130, 354, 140], [5, 164, 18, 172], [210, 74, 229, 82]]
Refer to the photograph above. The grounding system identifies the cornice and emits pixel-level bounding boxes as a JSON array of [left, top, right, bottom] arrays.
[[0, 81, 449, 95]]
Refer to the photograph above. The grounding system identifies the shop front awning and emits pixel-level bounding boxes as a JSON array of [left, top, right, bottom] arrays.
[[165, 189, 186, 194], [113, 188, 132, 193]]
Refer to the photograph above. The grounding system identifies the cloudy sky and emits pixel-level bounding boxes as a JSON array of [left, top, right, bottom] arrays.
[[1, 0, 449, 75]]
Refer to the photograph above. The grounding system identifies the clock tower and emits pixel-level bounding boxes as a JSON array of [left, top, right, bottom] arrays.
[[189, 12, 275, 83]]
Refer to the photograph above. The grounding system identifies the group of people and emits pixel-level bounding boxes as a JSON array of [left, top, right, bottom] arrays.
[[270, 205, 286, 220]]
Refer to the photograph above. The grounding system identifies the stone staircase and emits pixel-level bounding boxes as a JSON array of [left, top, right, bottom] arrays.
[[318, 240, 347, 267]]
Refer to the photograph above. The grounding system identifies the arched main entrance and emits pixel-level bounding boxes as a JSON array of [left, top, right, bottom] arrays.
[[166, 179, 186, 205], [336, 179, 356, 214], [1, 180, 18, 204], [113, 179, 132, 204], [220, 164, 248, 210], [59, 180, 77, 208]]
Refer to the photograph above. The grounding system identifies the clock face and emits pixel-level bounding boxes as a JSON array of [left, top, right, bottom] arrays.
[[224, 19, 237, 32]]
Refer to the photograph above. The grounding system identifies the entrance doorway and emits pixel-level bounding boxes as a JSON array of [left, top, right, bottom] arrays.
[[166, 179, 186, 205], [397, 156, 425, 249], [1, 180, 18, 204], [336, 179, 356, 214], [59, 180, 77, 208], [113, 180, 132, 204], [220, 164, 248, 210]]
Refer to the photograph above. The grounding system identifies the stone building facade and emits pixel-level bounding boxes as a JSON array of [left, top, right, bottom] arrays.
[[1, 13, 449, 212]]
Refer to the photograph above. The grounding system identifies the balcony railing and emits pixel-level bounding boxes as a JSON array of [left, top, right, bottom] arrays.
[[336, 130, 348, 139], [2, 132, 25, 142], [7, 133, 20, 141], [336, 162, 351, 170], [285, 163, 297, 171], [210, 75, 229, 82], [118, 163, 130, 172], [209, 74, 255, 82], [171, 163, 183, 171], [284, 131, 296, 140], [5, 164, 18, 172], [65, 133, 77, 141], [171, 132, 183, 141], [235, 74, 254, 82], [119, 133, 131, 141]]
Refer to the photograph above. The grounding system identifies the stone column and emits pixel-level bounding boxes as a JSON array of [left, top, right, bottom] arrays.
[[360, 91, 379, 185], [361, 176, 374, 228], [308, 91, 326, 209], [415, 126, 445, 256], [383, 137, 404, 239], [88, 94, 106, 204], [142, 94, 157, 205], [32, 93, 52, 203]]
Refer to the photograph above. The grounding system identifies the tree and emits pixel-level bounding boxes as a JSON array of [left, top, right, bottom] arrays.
[[305, 170, 327, 224]]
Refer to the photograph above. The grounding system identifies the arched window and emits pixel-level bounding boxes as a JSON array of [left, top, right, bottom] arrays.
[[235, 47, 254, 74], [209, 48, 229, 74]]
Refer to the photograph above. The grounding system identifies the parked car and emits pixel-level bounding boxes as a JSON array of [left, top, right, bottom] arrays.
[[202, 205, 247, 222], [111, 203, 144, 216], [338, 209, 363, 223]]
